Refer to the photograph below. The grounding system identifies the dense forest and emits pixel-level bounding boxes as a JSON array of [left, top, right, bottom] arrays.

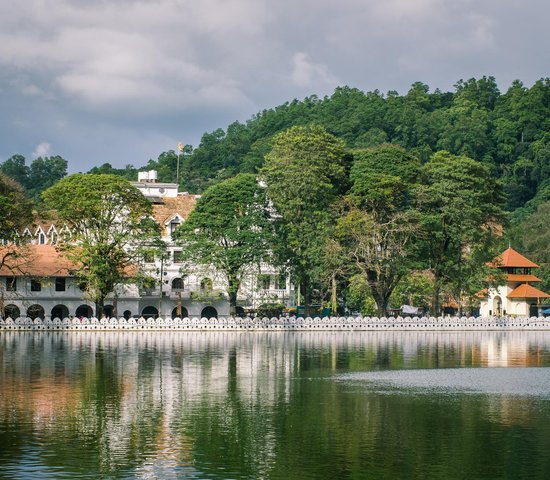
[[3, 76, 549, 217], [141, 76, 550, 221]]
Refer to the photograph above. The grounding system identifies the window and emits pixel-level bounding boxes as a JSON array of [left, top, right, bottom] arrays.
[[170, 220, 181, 235], [31, 279, 42, 292], [38, 233, 46, 245], [6, 277, 16, 292], [258, 274, 271, 290], [172, 277, 184, 290], [55, 277, 66, 292], [173, 250, 183, 263]]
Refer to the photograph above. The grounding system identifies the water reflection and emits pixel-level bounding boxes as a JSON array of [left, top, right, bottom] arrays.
[[0, 331, 550, 479]]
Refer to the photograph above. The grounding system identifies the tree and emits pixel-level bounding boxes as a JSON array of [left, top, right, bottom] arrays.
[[513, 201, 550, 292], [0, 155, 30, 187], [261, 125, 349, 304], [330, 145, 422, 316], [28, 155, 68, 200], [173, 174, 275, 315], [0, 173, 33, 245], [41, 174, 157, 318], [88, 163, 138, 181], [0, 173, 34, 317], [332, 202, 420, 316], [417, 151, 506, 314]]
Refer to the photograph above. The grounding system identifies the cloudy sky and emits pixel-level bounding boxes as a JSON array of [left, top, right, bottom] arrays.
[[0, 0, 548, 172]]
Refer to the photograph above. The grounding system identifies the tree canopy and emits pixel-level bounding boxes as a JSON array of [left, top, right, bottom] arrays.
[[417, 151, 506, 313], [0, 154, 68, 201], [42, 173, 157, 317], [0, 173, 34, 273], [173, 173, 274, 315], [261, 125, 349, 303]]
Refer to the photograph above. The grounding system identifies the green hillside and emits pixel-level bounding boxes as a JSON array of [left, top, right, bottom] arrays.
[[140, 76, 550, 220]]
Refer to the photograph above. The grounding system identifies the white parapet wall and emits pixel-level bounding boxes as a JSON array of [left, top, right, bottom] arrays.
[[1, 316, 550, 331]]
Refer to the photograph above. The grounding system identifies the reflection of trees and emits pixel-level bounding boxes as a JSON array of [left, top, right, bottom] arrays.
[[1, 331, 550, 478]]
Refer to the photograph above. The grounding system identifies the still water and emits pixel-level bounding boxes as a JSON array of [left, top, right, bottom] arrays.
[[1, 331, 550, 479]]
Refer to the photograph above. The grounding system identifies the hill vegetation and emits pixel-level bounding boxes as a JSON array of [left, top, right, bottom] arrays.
[[145, 76, 550, 220]]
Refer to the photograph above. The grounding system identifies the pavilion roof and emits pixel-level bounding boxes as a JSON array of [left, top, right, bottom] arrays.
[[506, 274, 542, 283], [491, 247, 539, 268], [507, 283, 550, 299]]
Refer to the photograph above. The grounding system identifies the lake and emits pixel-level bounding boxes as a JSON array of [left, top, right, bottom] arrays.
[[1, 331, 550, 479]]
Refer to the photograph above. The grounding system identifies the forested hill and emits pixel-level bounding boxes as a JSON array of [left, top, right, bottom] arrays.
[[2, 77, 549, 218], [141, 76, 550, 218]]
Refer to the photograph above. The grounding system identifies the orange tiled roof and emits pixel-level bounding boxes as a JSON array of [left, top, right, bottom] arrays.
[[507, 283, 550, 299], [151, 194, 197, 225], [491, 247, 539, 268], [506, 274, 542, 283], [0, 244, 75, 277]]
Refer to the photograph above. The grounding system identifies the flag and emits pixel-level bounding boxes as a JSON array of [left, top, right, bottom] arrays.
[[177, 142, 183, 153]]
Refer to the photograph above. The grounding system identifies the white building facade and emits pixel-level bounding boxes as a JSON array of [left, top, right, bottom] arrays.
[[0, 173, 294, 320]]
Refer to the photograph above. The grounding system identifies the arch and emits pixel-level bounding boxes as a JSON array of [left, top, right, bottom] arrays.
[[493, 296, 502, 316], [75, 304, 93, 318], [103, 305, 114, 318], [123, 310, 132, 320], [171, 306, 188, 318], [201, 306, 218, 319], [51, 304, 69, 320], [141, 306, 158, 319], [235, 306, 245, 317], [171, 277, 184, 290], [200, 278, 213, 291], [27, 304, 45, 320], [4, 304, 20, 319]]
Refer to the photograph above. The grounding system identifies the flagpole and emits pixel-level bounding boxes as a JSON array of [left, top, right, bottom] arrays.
[[177, 142, 183, 184]]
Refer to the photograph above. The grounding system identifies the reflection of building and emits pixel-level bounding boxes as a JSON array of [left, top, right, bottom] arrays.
[[0, 172, 293, 320], [479, 247, 550, 317]]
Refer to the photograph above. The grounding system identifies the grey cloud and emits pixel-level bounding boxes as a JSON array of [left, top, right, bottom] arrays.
[[0, 0, 548, 172]]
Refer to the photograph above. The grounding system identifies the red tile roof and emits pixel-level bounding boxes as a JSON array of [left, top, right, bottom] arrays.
[[491, 247, 539, 268], [507, 283, 550, 299], [0, 244, 75, 277], [506, 274, 542, 283], [151, 194, 197, 225]]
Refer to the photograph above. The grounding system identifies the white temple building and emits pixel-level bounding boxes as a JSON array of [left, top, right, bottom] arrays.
[[479, 247, 550, 317]]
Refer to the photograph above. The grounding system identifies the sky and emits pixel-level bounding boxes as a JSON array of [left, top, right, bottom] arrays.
[[0, 0, 548, 173]]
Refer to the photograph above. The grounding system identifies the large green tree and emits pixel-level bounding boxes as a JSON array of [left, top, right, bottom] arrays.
[[332, 203, 420, 316], [261, 125, 349, 304], [0, 173, 34, 318], [333, 145, 422, 315], [0, 173, 33, 244], [42, 174, 157, 318], [173, 174, 275, 315], [0, 173, 33, 271], [0, 155, 30, 187], [417, 151, 506, 314], [27, 155, 68, 200]]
